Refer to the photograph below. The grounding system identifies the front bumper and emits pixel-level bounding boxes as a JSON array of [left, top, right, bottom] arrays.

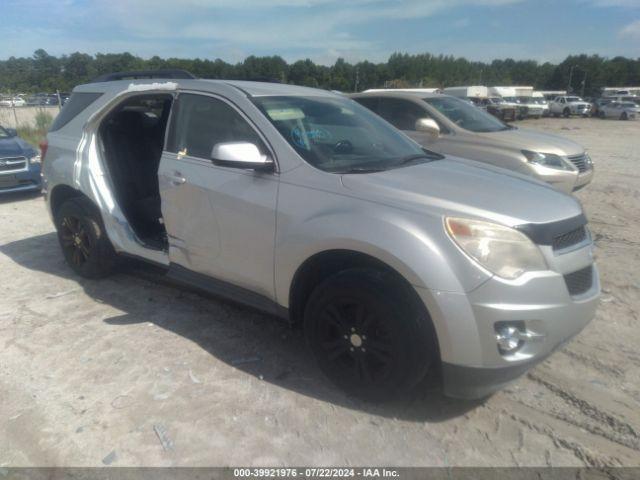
[[415, 246, 600, 399], [526, 162, 594, 193], [0, 164, 42, 194]]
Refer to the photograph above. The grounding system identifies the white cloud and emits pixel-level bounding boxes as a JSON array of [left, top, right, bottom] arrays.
[[619, 19, 640, 38]]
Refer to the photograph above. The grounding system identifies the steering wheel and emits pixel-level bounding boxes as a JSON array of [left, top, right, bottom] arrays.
[[333, 140, 353, 154]]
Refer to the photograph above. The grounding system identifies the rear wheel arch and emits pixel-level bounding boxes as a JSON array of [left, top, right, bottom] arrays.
[[49, 184, 86, 218]]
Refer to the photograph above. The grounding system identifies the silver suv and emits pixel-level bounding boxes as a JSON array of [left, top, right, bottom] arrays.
[[42, 71, 600, 400]]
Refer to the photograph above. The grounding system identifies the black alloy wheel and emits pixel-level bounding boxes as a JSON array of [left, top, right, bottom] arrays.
[[304, 269, 435, 401], [55, 198, 117, 278]]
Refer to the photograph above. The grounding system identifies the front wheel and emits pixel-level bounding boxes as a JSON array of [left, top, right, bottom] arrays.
[[304, 269, 436, 401], [54, 197, 117, 279], [563, 108, 571, 118], [621, 112, 628, 121]]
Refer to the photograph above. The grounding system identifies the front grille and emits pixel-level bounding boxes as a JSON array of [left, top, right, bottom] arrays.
[[567, 154, 589, 173], [553, 226, 588, 251], [0, 157, 27, 173], [564, 266, 593, 296]]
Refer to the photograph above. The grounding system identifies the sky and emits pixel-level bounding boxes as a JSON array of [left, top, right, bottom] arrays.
[[1, 0, 639, 65]]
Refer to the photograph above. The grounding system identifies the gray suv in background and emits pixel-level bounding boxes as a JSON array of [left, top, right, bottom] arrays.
[[351, 91, 594, 193], [42, 72, 599, 400]]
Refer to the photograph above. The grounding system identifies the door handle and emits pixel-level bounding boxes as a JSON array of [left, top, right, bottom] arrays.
[[170, 171, 187, 185]]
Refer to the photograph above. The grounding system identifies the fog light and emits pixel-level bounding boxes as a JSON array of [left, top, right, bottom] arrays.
[[495, 325, 523, 354]]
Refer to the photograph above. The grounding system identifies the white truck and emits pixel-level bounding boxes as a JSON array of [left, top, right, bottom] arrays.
[[548, 95, 592, 118]]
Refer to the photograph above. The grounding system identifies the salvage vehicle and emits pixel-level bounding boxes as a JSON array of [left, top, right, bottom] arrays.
[[43, 71, 600, 400], [549, 96, 592, 117], [351, 91, 594, 193], [0, 125, 42, 193], [472, 97, 517, 121], [598, 101, 639, 120]]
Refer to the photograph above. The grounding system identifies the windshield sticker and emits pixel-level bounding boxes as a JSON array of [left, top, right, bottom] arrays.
[[291, 127, 332, 149], [266, 107, 305, 121]]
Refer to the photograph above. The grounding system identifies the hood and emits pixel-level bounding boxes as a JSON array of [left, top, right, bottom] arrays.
[[341, 157, 583, 227], [0, 136, 35, 158], [477, 127, 584, 156]]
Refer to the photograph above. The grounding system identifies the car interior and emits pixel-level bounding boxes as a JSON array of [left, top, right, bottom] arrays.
[[99, 94, 173, 249]]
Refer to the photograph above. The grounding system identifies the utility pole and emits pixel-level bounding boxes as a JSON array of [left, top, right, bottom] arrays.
[[567, 65, 575, 93], [580, 71, 587, 98], [354, 67, 359, 93]]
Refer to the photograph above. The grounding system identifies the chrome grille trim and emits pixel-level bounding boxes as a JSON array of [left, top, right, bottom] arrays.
[[567, 153, 589, 173], [0, 156, 28, 174]]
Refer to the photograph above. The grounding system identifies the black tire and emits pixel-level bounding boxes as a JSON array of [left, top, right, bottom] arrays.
[[563, 108, 571, 118], [599, 111, 606, 119], [304, 268, 436, 401], [621, 112, 628, 121], [54, 197, 117, 279]]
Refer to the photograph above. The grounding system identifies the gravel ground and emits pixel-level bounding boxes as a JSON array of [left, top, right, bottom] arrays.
[[0, 117, 639, 468]]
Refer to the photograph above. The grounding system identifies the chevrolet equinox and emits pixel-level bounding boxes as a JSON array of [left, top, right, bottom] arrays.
[[42, 71, 600, 400]]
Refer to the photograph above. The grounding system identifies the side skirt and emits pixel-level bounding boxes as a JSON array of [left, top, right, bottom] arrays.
[[166, 263, 289, 321]]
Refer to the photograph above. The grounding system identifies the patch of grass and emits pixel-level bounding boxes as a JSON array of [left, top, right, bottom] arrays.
[[17, 111, 53, 148]]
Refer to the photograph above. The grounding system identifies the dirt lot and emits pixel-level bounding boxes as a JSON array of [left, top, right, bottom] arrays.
[[0, 117, 639, 468]]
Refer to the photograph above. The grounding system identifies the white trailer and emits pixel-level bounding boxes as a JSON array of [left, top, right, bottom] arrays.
[[602, 87, 640, 97], [442, 86, 488, 98]]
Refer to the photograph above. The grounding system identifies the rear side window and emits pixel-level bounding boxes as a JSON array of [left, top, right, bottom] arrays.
[[354, 97, 379, 113], [377, 98, 428, 131], [49, 92, 103, 132]]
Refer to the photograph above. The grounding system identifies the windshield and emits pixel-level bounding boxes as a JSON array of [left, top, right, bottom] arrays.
[[252, 95, 429, 173], [621, 103, 637, 108], [0, 126, 10, 139], [566, 97, 582, 102], [424, 96, 510, 133]]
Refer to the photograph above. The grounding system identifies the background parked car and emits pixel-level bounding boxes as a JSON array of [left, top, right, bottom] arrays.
[[471, 97, 517, 121], [0, 96, 26, 107], [591, 98, 613, 117], [598, 101, 639, 120], [351, 91, 594, 193], [549, 96, 592, 117], [0, 125, 42, 193]]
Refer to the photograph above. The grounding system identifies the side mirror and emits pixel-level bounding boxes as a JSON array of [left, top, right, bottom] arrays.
[[211, 142, 274, 171], [415, 118, 440, 137], [5, 128, 17, 137]]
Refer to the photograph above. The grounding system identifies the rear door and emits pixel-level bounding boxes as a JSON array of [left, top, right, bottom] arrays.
[[158, 92, 279, 299]]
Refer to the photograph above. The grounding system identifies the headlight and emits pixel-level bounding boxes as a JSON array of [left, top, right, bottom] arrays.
[[584, 152, 593, 167], [522, 150, 572, 171], [28, 153, 41, 164], [445, 217, 547, 280]]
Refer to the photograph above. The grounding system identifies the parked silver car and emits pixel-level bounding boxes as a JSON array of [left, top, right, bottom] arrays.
[[351, 91, 594, 193], [598, 101, 639, 120], [42, 72, 599, 400]]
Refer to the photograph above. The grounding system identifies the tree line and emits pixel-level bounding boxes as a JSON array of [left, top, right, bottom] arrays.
[[1, 49, 639, 97]]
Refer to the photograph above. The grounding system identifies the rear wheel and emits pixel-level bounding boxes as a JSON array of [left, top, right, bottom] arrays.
[[621, 112, 628, 121], [563, 108, 571, 118], [304, 269, 435, 401], [54, 197, 117, 279], [599, 111, 606, 119]]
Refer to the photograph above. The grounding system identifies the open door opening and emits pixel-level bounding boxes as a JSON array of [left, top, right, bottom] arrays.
[[99, 94, 173, 250]]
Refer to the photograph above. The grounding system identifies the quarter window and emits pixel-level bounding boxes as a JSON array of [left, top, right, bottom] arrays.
[[167, 93, 266, 159]]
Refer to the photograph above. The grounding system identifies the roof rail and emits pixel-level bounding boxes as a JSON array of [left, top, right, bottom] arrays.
[[91, 69, 196, 83]]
